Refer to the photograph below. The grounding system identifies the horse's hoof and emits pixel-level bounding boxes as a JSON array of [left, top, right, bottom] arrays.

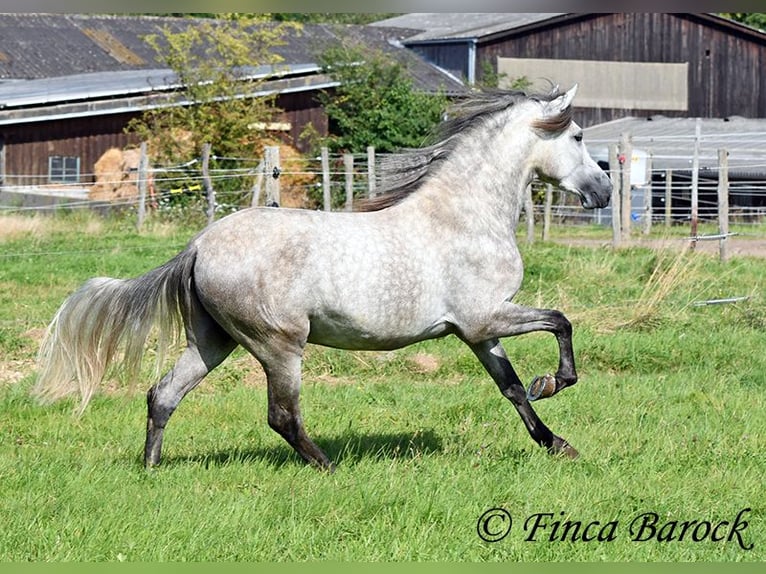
[[550, 438, 579, 459], [527, 374, 556, 401]]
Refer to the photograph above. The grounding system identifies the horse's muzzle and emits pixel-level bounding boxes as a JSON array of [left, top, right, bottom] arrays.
[[579, 171, 612, 209]]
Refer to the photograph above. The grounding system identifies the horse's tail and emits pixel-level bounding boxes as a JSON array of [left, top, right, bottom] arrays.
[[34, 246, 198, 413]]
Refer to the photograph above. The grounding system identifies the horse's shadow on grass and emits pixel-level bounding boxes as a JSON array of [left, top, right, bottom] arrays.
[[160, 429, 444, 470]]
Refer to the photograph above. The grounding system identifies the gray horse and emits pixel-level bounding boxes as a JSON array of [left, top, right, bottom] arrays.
[[35, 85, 611, 470]]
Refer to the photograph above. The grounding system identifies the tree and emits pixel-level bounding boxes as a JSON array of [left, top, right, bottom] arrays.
[[720, 13, 766, 31], [126, 14, 299, 210], [271, 13, 400, 25], [313, 44, 449, 154]]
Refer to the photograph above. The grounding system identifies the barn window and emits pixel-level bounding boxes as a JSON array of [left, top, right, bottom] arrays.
[[48, 156, 80, 183]]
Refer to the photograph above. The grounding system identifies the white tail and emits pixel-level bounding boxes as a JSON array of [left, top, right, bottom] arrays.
[[34, 248, 196, 413]]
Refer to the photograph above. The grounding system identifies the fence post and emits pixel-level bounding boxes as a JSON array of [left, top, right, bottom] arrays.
[[542, 183, 553, 241], [643, 151, 653, 235], [717, 148, 730, 263], [367, 146, 376, 198], [136, 141, 148, 230], [664, 169, 673, 227], [344, 153, 354, 211], [524, 184, 535, 244], [201, 143, 215, 226], [609, 143, 622, 248], [0, 134, 5, 186], [321, 147, 331, 211], [620, 132, 632, 239], [250, 161, 264, 207], [690, 118, 701, 250], [264, 146, 281, 207]]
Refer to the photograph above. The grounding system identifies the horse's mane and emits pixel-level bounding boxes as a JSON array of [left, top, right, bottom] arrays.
[[357, 88, 573, 212]]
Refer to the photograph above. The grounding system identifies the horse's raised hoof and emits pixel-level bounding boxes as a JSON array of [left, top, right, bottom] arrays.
[[549, 437, 579, 459], [527, 374, 557, 401]]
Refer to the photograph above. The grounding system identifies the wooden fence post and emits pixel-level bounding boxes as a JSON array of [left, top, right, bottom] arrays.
[[344, 153, 354, 211], [525, 184, 535, 244], [542, 183, 553, 241], [609, 143, 622, 248], [620, 132, 632, 239], [0, 134, 5, 187], [367, 146, 376, 198], [665, 169, 673, 227], [717, 148, 730, 263], [201, 143, 215, 226], [136, 141, 148, 230], [264, 146, 280, 207], [321, 147, 331, 211], [690, 118, 701, 250], [250, 160, 264, 207], [643, 152, 653, 235]]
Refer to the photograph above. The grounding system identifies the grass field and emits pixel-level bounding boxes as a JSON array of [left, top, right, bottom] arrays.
[[1, 212, 765, 561]]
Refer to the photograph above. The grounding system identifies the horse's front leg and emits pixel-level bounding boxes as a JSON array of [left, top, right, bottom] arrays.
[[473, 303, 578, 401], [468, 338, 578, 458]]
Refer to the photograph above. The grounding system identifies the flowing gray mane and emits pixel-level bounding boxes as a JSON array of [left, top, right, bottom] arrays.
[[358, 88, 574, 212]]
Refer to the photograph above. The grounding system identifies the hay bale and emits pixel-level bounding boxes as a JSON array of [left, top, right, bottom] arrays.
[[90, 147, 143, 201], [90, 148, 124, 200], [122, 148, 142, 181]]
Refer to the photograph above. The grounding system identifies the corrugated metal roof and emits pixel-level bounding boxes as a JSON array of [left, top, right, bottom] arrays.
[[0, 14, 465, 92], [0, 64, 323, 109], [0, 14, 466, 125], [371, 13, 566, 42], [0, 69, 179, 108], [0, 67, 343, 126], [584, 116, 766, 176], [372, 12, 766, 45]]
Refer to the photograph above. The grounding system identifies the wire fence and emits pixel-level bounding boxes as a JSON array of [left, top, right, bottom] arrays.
[[2, 142, 763, 332], [2, 142, 766, 242]]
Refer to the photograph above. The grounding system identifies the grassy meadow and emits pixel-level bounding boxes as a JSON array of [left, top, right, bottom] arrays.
[[0, 211, 765, 561]]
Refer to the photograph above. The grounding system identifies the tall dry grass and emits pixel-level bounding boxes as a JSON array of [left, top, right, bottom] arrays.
[[614, 242, 703, 331], [0, 214, 104, 242]]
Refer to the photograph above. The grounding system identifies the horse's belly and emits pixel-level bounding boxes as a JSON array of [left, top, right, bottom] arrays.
[[307, 311, 451, 351]]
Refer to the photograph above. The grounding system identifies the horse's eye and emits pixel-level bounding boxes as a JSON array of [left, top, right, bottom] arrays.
[[574, 132, 583, 143]]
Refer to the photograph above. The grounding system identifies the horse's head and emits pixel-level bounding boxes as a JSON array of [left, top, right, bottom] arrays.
[[530, 85, 612, 210]]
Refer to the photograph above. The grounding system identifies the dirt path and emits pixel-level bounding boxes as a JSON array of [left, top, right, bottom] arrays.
[[552, 236, 766, 259]]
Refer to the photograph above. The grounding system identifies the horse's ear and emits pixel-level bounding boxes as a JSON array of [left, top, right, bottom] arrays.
[[547, 84, 578, 114]]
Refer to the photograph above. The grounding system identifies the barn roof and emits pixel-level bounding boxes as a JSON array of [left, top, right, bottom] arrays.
[[372, 12, 766, 45], [0, 14, 465, 123], [0, 65, 340, 126], [584, 115, 766, 178], [370, 13, 566, 42]]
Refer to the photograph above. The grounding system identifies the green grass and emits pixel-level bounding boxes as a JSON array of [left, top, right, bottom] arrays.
[[1, 212, 765, 561]]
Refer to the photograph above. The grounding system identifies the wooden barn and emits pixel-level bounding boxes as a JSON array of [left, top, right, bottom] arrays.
[[374, 13, 766, 126], [0, 14, 462, 192]]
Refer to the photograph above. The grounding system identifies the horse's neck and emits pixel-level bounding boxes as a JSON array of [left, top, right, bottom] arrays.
[[407, 142, 534, 236]]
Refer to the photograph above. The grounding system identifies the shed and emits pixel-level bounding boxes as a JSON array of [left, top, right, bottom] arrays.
[[0, 14, 464, 191], [374, 13, 766, 126]]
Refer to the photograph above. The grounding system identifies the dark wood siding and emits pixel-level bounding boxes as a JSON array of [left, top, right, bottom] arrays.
[[2, 113, 139, 186], [477, 13, 766, 126], [275, 91, 329, 153], [1, 94, 329, 186]]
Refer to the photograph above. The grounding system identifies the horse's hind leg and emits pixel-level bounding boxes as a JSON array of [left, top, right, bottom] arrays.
[[469, 338, 578, 458], [241, 338, 333, 471], [266, 350, 334, 471], [145, 312, 237, 467]]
